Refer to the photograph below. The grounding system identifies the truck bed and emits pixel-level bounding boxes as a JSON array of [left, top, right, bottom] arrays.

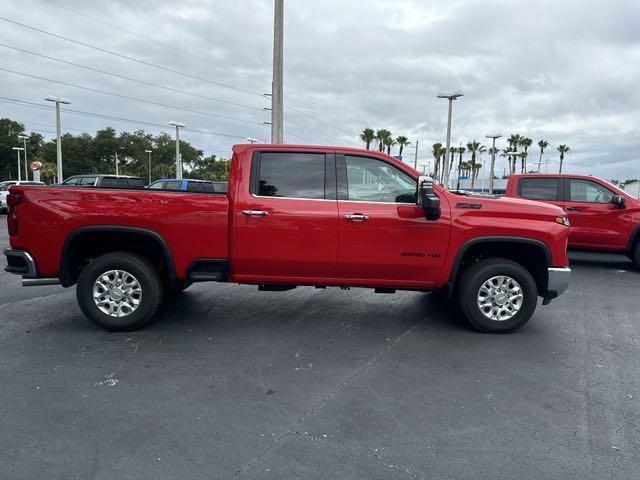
[[9, 186, 229, 279]]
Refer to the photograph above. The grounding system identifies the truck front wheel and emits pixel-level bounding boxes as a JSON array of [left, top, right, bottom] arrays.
[[76, 252, 163, 331], [457, 258, 538, 333]]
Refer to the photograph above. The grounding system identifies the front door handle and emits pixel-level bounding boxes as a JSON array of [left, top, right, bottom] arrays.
[[565, 207, 582, 212], [344, 213, 369, 221], [242, 210, 269, 216]]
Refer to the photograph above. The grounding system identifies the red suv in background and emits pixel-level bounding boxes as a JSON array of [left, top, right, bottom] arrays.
[[506, 174, 640, 268]]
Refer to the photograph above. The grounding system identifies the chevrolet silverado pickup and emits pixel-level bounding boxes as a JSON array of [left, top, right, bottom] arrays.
[[505, 174, 640, 268], [4, 145, 571, 333]]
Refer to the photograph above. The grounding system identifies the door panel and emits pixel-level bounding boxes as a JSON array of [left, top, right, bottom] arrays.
[[563, 178, 629, 249], [232, 151, 340, 280], [335, 154, 450, 286], [337, 201, 450, 285]]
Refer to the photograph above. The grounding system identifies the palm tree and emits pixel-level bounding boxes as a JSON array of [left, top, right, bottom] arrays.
[[360, 128, 375, 150], [386, 137, 396, 155], [507, 134, 521, 174], [375, 129, 386, 152], [466, 140, 483, 190], [519, 137, 532, 173], [557, 145, 570, 173], [396, 136, 410, 158], [432, 143, 443, 180], [456, 146, 466, 191], [537, 140, 549, 172]]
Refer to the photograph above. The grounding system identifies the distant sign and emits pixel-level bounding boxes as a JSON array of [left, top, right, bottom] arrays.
[[459, 175, 469, 180], [30, 161, 43, 170]]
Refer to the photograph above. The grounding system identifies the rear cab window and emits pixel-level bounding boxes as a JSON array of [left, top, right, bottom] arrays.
[[252, 151, 330, 199], [517, 178, 561, 201]]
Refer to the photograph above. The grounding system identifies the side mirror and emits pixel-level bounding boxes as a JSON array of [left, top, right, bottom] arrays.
[[611, 195, 626, 208], [417, 175, 441, 221]]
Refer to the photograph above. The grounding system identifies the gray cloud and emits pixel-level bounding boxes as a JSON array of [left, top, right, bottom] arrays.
[[1, 0, 638, 178]]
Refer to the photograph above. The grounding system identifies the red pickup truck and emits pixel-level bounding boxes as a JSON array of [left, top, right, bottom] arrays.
[[505, 174, 640, 268], [4, 145, 571, 333]]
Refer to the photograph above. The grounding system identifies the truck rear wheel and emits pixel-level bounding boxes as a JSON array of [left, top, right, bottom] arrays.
[[76, 252, 163, 331], [633, 243, 640, 270], [457, 258, 538, 333]]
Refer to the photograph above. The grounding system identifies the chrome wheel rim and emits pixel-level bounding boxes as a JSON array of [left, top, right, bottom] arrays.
[[477, 275, 523, 321], [92, 270, 142, 318]]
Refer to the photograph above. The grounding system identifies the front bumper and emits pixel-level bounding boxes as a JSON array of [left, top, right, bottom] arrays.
[[543, 267, 571, 303]]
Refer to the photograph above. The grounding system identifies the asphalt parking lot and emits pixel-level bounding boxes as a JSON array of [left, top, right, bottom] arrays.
[[0, 220, 638, 480]]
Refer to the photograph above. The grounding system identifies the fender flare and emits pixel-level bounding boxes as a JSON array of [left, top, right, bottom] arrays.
[[445, 236, 552, 297], [59, 225, 176, 287]]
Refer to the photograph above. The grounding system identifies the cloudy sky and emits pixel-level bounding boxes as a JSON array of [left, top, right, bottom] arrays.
[[1, 0, 639, 179]]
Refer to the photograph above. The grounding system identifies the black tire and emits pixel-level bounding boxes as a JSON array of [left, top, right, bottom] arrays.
[[457, 258, 538, 333], [173, 280, 193, 293], [633, 243, 640, 270], [76, 252, 163, 331]]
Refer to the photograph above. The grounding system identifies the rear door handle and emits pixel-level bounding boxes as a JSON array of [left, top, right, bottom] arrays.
[[565, 207, 582, 212], [344, 213, 368, 221], [242, 210, 269, 216]]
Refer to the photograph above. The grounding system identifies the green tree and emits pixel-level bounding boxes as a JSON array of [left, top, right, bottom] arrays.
[[360, 128, 375, 150], [557, 145, 570, 173]]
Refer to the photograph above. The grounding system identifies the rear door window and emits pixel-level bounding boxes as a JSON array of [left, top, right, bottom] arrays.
[[518, 178, 560, 201], [99, 177, 128, 188], [79, 177, 97, 185], [164, 181, 183, 191], [254, 152, 326, 199], [187, 182, 205, 192]]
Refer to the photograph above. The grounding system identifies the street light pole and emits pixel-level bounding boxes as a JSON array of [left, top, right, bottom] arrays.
[[413, 139, 419, 170], [145, 149, 152, 184], [485, 134, 501, 194], [437, 91, 463, 189], [44, 96, 70, 183], [18, 134, 29, 181], [169, 121, 185, 179], [12, 147, 24, 181], [271, 0, 284, 143]]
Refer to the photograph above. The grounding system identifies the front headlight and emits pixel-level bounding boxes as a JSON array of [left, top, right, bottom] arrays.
[[555, 216, 570, 227]]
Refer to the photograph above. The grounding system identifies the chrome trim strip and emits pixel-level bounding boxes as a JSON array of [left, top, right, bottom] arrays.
[[22, 278, 61, 287], [250, 193, 417, 206]]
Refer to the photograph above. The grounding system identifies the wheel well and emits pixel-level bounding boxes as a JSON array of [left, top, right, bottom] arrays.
[[452, 240, 550, 296], [627, 225, 640, 254], [60, 228, 175, 287]]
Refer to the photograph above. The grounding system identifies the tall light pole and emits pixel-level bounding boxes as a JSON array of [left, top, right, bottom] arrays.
[[437, 91, 463, 189], [18, 134, 29, 181], [169, 121, 185, 179], [245, 137, 260, 144], [413, 139, 419, 170], [145, 149, 152, 184], [271, 0, 284, 144], [44, 95, 70, 183], [485, 133, 501, 194], [12, 147, 24, 181]]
